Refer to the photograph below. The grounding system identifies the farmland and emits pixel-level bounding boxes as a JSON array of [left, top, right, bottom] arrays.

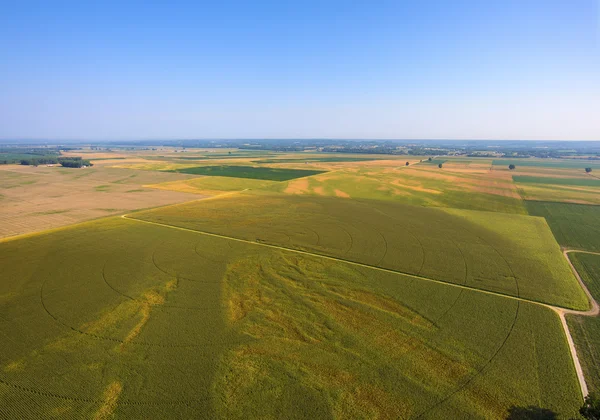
[[0, 217, 583, 418], [132, 192, 587, 309], [167, 165, 325, 181], [269, 162, 527, 214], [513, 175, 600, 187], [0, 164, 199, 239], [566, 252, 600, 394], [525, 201, 600, 251], [493, 159, 600, 170], [1, 149, 599, 418]]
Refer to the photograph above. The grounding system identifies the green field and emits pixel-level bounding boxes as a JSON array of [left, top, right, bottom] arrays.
[[132, 192, 587, 309], [493, 159, 600, 169], [566, 252, 600, 394], [147, 176, 279, 195], [0, 217, 583, 418], [167, 165, 326, 181], [525, 201, 600, 251], [253, 157, 380, 164], [418, 159, 448, 165], [513, 175, 600, 187]]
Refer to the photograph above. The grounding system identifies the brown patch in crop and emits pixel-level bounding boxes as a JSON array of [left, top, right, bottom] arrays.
[[3, 359, 25, 372], [334, 189, 350, 198], [94, 381, 122, 420], [283, 178, 309, 194], [313, 186, 326, 195], [120, 285, 173, 349], [328, 287, 436, 330], [390, 180, 442, 194], [225, 260, 268, 324]]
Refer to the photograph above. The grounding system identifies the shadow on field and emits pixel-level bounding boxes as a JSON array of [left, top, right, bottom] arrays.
[[506, 405, 557, 420]]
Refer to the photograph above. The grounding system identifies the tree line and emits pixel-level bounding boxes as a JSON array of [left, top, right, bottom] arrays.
[[20, 156, 93, 168]]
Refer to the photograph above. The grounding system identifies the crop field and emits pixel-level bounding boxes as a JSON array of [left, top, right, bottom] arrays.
[[418, 159, 448, 165], [253, 156, 381, 164], [493, 159, 600, 169], [0, 165, 198, 238], [525, 201, 600, 251], [0, 216, 583, 418], [566, 252, 600, 394], [145, 176, 279, 196], [2, 150, 598, 418], [513, 175, 600, 187], [132, 192, 587, 309], [271, 163, 527, 214], [517, 183, 600, 205], [167, 165, 326, 181]]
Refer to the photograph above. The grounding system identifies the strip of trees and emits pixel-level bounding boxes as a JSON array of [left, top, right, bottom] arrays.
[[20, 156, 92, 168]]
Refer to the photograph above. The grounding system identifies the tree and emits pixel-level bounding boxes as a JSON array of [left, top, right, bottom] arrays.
[[509, 164, 516, 170], [438, 163, 443, 169], [405, 162, 409, 166], [586, 167, 592, 173], [580, 393, 600, 419]]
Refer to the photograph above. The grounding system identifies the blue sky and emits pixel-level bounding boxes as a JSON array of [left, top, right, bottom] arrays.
[[0, 0, 598, 140]]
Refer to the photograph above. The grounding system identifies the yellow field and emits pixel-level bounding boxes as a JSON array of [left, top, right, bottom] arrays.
[[146, 176, 278, 196], [0, 165, 199, 238]]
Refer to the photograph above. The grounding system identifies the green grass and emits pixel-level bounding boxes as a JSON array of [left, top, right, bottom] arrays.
[[132, 192, 587, 309], [566, 252, 600, 394], [0, 217, 582, 418], [493, 159, 600, 169], [525, 201, 600, 251], [513, 175, 600, 187], [167, 165, 326, 181]]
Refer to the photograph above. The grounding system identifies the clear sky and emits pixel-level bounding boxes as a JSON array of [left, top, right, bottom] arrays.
[[1, 0, 598, 140]]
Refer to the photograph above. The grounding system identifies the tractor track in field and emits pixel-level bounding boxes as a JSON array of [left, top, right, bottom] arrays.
[[102, 260, 217, 311], [122, 214, 600, 402], [40, 272, 227, 348]]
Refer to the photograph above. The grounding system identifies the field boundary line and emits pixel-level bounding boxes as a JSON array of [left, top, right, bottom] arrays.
[[121, 215, 576, 310]]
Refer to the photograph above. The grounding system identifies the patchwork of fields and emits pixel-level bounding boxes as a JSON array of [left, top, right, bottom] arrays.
[[2, 150, 599, 419]]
